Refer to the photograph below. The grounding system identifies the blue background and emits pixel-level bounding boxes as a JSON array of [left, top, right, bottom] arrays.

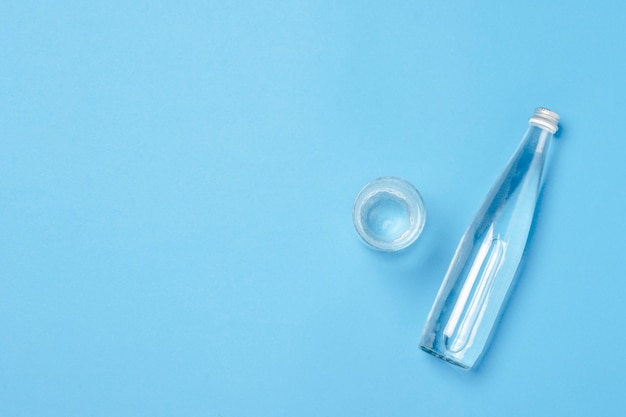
[[2, 1, 625, 415]]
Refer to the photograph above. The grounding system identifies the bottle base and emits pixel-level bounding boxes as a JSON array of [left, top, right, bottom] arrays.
[[419, 345, 471, 370]]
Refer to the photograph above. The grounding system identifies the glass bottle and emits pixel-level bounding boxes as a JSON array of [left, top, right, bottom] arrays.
[[419, 108, 560, 370]]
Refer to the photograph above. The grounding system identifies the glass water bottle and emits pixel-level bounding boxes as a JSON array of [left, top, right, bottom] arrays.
[[419, 108, 560, 370]]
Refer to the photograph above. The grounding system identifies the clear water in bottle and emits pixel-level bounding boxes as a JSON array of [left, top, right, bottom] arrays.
[[419, 108, 560, 370]]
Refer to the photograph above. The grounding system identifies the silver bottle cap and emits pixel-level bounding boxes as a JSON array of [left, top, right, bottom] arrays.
[[529, 107, 560, 134]]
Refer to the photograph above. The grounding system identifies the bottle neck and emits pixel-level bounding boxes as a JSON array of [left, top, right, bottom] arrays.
[[524, 125, 554, 155], [521, 125, 555, 191]]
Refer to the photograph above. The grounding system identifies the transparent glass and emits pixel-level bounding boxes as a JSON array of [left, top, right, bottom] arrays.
[[420, 112, 558, 369], [353, 177, 426, 251]]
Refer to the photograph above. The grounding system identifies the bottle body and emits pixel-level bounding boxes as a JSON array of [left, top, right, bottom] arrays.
[[420, 111, 558, 370]]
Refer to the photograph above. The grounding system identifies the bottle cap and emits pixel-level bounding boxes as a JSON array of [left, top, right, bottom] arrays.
[[529, 107, 560, 133], [352, 177, 426, 251]]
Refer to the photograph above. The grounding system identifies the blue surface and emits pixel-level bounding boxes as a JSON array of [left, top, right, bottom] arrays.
[[2, 1, 625, 415]]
